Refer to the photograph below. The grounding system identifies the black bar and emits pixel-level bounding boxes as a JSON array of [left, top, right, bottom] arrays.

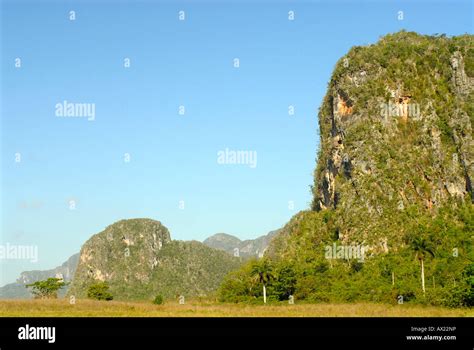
[[0, 317, 472, 348]]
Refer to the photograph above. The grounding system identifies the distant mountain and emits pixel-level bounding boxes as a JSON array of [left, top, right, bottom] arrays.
[[68, 219, 242, 300], [0, 253, 79, 299], [203, 230, 279, 259], [1, 220, 270, 300]]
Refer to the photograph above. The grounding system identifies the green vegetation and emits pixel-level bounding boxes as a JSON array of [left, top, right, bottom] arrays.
[[87, 282, 113, 301], [219, 32, 474, 308], [408, 235, 435, 294], [464, 47, 474, 77], [0, 254, 79, 299], [26, 278, 68, 299], [68, 219, 242, 301], [219, 205, 473, 307], [152, 294, 164, 305], [250, 259, 274, 304], [203, 231, 279, 259]]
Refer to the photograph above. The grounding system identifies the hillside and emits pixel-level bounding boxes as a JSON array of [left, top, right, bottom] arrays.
[[203, 230, 279, 259], [68, 219, 242, 300], [1, 225, 267, 299], [0, 253, 79, 299], [219, 32, 474, 307]]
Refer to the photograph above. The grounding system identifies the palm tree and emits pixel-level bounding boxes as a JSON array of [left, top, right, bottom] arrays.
[[410, 236, 435, 294], [251, 259, 274, 304]]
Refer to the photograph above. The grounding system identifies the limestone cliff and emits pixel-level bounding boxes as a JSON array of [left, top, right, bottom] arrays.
[[239, 32, 474, 306], [310, 31, 473, 248], [68, 219, 241, 300]]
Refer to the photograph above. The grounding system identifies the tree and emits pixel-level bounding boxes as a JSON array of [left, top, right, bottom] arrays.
[[218, 261, 255, 303], [251, 259, 274, 304], [26, 278, 67, 299], [87, 282, 113, 301], [410, 236, 435, 294], [273, 262, 297, 301]]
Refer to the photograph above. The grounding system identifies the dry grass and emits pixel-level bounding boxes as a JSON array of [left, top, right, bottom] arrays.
[[0, 299, 472, 317]]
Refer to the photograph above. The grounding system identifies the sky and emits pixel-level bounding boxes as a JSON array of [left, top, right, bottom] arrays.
[[0, 0, 472, 285]]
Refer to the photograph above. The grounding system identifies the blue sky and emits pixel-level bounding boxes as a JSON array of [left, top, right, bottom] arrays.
[[1, 0, 472, 285]]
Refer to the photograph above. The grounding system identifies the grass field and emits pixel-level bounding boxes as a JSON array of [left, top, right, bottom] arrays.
[[0, 299, 472, 317]]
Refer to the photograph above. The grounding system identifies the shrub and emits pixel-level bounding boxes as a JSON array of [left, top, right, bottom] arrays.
[[153, 294, 164, 305], [87, 282, 113, 301]]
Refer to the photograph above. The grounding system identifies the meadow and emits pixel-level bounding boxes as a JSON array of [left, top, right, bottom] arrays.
[[0, 299, 472, 317]]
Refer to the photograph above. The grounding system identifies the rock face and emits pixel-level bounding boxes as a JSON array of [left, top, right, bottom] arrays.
[[220, 32, 473, 307], [309, 31, 473, 246], [0, 253, 79, 299], [74, 219, 171, 284], [451, 51, 474, 95], [203, 230, 279, 259], [68, 219, 241, 300]]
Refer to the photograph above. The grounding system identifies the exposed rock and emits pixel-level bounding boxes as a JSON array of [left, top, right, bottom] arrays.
[[0, 253, 79, 299], [313, 32, 473, 223], [336, 91, 353, 117], [68, 219, 241, 300], [451, 51, 474, 95]]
